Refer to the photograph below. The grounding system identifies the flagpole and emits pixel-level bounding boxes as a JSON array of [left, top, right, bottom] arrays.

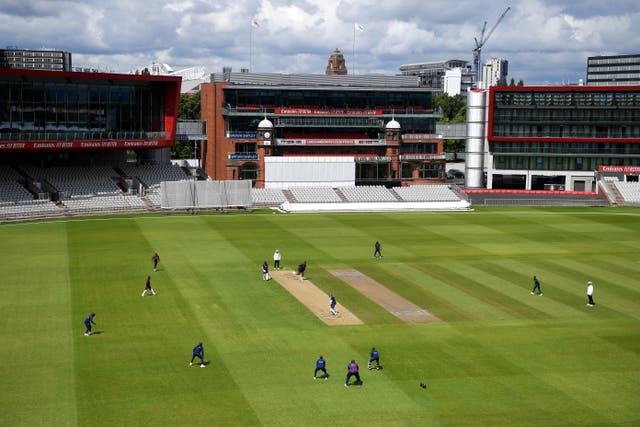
[[352, 23, 356, 75], [250, 24, 253, 71]]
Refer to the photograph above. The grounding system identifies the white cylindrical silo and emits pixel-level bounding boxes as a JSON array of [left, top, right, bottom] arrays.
[[465, 88, 487, 188]]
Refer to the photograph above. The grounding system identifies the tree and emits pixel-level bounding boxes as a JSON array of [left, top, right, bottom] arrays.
[[517, 79, 524, 86], [172, 92, 202, 159], [433, 93, 466, 122], [178, 91, 201, 120], [509, 78, 516, 86], [433, 94, 467, 160]]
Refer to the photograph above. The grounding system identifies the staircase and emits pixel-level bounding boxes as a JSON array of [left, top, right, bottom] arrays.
[[333, 188, 349, 202], [140, 196, 156, 212], [388, 187, 404, 201], [282, 189, 297, 203]]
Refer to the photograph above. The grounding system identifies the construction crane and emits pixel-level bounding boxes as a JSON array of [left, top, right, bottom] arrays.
[[473, 6, 511, 87]]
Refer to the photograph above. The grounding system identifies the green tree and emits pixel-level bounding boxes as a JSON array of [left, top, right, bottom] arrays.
[[517, 79, 524, 86], [509, 78, 516, 86], [178, 91, 201, 120], [172, 92, 202, 159], [433, 93, 466, 122], [433, 94, 467, 160]]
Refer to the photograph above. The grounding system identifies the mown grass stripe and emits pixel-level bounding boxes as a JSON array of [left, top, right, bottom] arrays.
[[431, 261, 549, 320], [368, 263, 480, 322]]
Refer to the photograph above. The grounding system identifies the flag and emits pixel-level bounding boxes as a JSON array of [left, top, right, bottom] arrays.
[[355, 22, 364, 32], [251, 19, 260, 28]]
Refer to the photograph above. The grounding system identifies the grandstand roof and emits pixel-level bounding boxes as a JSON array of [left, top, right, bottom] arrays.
[[210, 71, 424, 89]]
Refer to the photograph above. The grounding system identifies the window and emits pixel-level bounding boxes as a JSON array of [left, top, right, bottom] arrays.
[[418, 162, 442, 179]]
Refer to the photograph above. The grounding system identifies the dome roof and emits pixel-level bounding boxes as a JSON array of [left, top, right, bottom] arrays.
[[258, 118, 273, 129], [386, 119, 401, 130]]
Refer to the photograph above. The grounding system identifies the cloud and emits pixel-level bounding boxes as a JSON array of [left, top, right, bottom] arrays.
[[0, 0, 637, 84]]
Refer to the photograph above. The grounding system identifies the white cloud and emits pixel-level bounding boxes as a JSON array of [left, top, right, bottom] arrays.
[[0, 0, 637, 84]]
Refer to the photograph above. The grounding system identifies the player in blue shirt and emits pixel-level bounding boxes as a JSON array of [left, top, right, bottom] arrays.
[[297, 261, 307, 281], [330, 294, 337, 316], [190, 342, 206, 368], [313, 355, 329, 380], [368, 347, 381, 370], [84, 312, 96, 336], [531, 275, 543, 296], [373, 241, 382, 258], [152, 252, 160, 272]]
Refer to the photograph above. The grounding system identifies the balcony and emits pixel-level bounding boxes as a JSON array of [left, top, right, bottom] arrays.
[[276, 138, 386, 146]]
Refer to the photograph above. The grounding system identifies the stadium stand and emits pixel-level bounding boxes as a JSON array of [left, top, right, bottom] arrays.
[[251, 188, 288, 206], [289, 187, 343, 203], [394, 185, 460, 202], [20, 165, 121, 198], [62, 195, 147, 213], [0, 199, 62, 220], [119, 163, 190, 192], [339, 185, 397, 202], [613, 181, 640, 204], [0, 165, 34, 203]]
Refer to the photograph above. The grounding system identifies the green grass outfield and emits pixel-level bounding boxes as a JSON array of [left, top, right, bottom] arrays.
[[1, 207, 639, 426]]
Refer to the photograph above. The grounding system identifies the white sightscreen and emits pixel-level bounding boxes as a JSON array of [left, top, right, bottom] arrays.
[[161, 180, 251, 208], [264, 156, 355, 189]]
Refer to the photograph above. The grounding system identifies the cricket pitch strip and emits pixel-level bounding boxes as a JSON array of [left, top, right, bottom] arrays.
[[329, 269, 440, 323], [270, 270, 364, 326]]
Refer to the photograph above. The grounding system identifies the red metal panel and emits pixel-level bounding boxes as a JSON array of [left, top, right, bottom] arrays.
[[0, 140, 174, 152]]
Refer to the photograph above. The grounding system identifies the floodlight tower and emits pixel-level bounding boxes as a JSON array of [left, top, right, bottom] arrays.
[[473, 6, 511, 86]]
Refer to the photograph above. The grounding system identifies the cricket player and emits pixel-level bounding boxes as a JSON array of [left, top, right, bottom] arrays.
[[314, 355, 329, 380], [587, 281, 595, 306], [262, 261, 271, 281], [345, 359, 361, 387], [531, 275, 543, 296], [190, 342, 205, 367], [152, 252, 160, 272], [142, 275, 157, 296], [84, 312, 96, 336], [368, 347, 380, 370], [330, 294, 337, 316], [297, 261, 307, 281], [273, 249, 281, 270], [373, 241, 382, 258]]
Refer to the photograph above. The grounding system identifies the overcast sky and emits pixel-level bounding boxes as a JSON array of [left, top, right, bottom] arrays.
[[1, 0, 639, 85]]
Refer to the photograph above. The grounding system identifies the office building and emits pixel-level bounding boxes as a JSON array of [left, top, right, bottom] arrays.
[[465, 85, 640, 190], [399, 59, 473, 94], [0, 47, 72, 72], [586, 54, 640, 86], [481, 58, 508, 89]]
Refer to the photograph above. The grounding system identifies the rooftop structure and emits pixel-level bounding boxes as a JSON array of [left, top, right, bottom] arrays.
[[399, 59, 473, 94]]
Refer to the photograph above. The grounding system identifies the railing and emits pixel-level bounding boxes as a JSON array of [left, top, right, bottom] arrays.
[[435, 123, 468, 139], [275, 116, 384, 128]]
